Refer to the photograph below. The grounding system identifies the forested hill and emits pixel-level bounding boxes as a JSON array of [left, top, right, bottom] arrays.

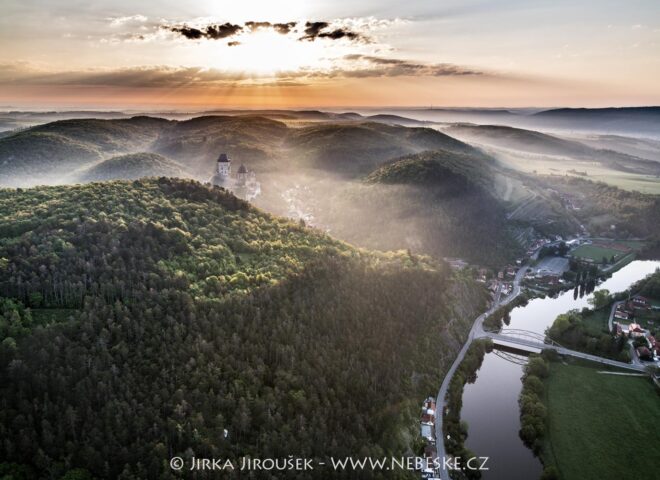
[[365, 149, 494, 190], [77, 153, 189, 183], [0, 178, 487, 479], [317, 151, 518, 266]]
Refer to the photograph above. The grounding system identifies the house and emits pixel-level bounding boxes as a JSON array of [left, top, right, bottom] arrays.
[[628, 323, 646, 338], [614, 323, 623, 336], [636, 346, 653, 361], [477, 268, 489, 282], [632, 296, 651, 309], [648, 335, 657, 353], [420, 397, 436, 442], [614, 309, 630, 321]]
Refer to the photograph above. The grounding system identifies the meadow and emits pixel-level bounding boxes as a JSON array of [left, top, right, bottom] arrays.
[[542, 363, 660, 480]]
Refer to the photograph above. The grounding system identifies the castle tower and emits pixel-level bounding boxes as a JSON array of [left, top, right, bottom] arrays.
[[236, 164, 248, 186], [217, 153, 231, 177]]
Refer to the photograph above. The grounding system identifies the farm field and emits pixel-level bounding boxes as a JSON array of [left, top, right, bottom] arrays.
[[543, 363, 660, 480], [570, 240, 644, 265]]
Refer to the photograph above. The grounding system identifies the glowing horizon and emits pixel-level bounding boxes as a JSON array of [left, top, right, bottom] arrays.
[[1, 0, 659, 109]]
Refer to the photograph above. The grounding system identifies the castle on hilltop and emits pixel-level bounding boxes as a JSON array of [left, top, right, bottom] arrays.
[[210, 153, 259, 199]]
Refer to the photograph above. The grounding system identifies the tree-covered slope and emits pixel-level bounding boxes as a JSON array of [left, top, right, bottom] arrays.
[[365, 149, 494, 190], [77, 153, 189, 182], [318, 151, 519, 266], [0, 117, 171, 185], [0, 131, 103, 182], [0, 178, 486, 479], [284, 122, 478, 176], [151, 115, 289, 176]]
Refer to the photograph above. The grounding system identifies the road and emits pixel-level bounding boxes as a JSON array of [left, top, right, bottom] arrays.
[[607, 300, 625, 332], [434, 265, 527, 480]]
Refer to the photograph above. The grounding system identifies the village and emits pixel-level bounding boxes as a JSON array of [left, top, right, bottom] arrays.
[[447, 233, 646, 306], [612, 294, 660, 364], [417, 397, 442, 480]]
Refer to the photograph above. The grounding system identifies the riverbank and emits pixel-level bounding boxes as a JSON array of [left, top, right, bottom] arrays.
[[541, 362, 660, 480], [444, 338, 492, 477], [454, 260, 660, 479]]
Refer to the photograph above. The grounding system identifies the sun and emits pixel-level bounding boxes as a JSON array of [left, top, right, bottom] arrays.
[[204, 30, 327, 77]]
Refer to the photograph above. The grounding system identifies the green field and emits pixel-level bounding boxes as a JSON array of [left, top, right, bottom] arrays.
[[543, 363, 660, 480], [571, 244, 631, 263], [496, 154, 660, 194]]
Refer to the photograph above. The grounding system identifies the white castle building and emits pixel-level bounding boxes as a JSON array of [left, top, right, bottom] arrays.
[[210, 152, 260, 199]]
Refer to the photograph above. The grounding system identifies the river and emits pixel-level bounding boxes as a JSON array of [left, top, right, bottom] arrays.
[[460, 260, 660, 479]]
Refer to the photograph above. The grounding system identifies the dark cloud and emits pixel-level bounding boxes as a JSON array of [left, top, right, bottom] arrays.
[[300, 21, 329, 40], [273, 22, 297, 34], [169, 23, 243, 40], [299, 21, 365, 42], [165, 20, 366, 43], [341, 54, 482, 77], [244, 21, 297, 34]]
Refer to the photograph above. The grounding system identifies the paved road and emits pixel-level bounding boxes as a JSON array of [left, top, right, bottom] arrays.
[[434, 266, 527, 479], [608, 300, 625, 332]]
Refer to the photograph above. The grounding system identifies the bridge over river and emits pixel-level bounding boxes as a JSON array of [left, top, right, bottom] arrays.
[[480, 328, 647, 372]]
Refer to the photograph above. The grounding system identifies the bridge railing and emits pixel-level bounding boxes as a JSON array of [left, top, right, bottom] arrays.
[[484, 328, 565, 349]]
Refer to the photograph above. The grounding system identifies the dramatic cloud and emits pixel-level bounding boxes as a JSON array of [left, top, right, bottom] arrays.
[[169, 23, 243, 40], [272, 22, 297, 35], [0, 55, 484, 91], [0, 63, 253, 88], [340, 54, 483, 77], [299, 21, 366, 42], [165, 19, 367, 43]]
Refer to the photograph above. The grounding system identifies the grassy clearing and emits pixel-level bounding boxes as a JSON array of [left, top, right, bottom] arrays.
[[543, 363, 660, 480]]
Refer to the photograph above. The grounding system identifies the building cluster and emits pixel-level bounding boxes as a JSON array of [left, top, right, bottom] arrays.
[[210, 153, 260, 200], [418, 397, 441, 480], [614, 295, 659, 362]]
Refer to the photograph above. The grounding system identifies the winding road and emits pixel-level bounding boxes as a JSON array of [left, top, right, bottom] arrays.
[[434, 266, 527, 479]]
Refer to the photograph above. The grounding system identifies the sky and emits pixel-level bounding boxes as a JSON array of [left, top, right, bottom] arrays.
[[0, 0, 659, 109]]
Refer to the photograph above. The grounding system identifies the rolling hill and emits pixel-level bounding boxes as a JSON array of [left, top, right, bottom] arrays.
[[532, 107, 660, 136], [0, 116, 171, 186], [284, 122, 479, 175], [312, 150, 519, 266], [445, 123, 660, 176], [76, 153, 189, 182], [0, 178, 487, 479], [150, 115, 288, 176], [0, 114, 483, 186]]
